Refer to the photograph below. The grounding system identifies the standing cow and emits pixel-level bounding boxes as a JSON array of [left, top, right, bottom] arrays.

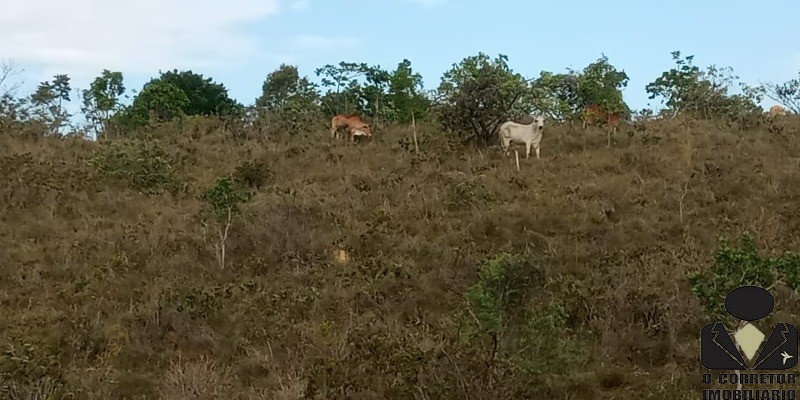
[[582, 104, 623, 147], [498, 114, 545, 159]]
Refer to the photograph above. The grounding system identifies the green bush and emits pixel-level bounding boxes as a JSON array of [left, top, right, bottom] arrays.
[[688, 233, 800, 322], [88, 140, 180, 195], [464, 254, 585, 373]]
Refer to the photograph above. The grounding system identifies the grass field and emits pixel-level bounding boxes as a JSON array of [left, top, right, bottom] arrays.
[[2, 115, 800, 399]]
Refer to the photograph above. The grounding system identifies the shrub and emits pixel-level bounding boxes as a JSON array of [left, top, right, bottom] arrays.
[[89, 140, 181, 195], [688, 233, 800, 322]]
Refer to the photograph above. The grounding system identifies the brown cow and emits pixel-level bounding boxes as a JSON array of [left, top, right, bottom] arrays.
[[769, 105, 787, 118], [330, 114, 373, 143], [582, 104, 623, 147]]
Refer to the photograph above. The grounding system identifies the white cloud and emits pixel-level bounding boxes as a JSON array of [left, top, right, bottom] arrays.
[[0, 0, 286, 82]]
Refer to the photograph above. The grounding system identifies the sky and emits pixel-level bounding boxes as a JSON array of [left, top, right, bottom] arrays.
[[2, 0, 799, 118]]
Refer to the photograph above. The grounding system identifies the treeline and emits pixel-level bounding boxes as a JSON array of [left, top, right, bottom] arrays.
[[1, 51, 799, 142]]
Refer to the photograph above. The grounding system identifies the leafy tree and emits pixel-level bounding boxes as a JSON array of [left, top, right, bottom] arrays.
[[29, 74, 72, 135], [315, 62, 369, 116], [81, 70, 125, 139], [646, 51, 762, 121], [118, 69, 241, 129], [435, 52, 534, 144], [464, 253, 586, 371], [125, 80, 190, 126], [256, 64, 319, 110], [577, 55, 630, 116], [530, 71, 581, 121], [0, 95, 30, 126], [528, 57, 628, 123], [157, 69, 242, 117], [315, 59, 430, 125], [761, 71, 800, 114], [385, 59, 430, 123], [255, 64, 321, 134], [360, 64, 393, 121], [199, 176, 252, 269]]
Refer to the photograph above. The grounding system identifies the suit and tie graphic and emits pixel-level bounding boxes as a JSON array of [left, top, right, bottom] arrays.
[[700, 285, 798, 370]]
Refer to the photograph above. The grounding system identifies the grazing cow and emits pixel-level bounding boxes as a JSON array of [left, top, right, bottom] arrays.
[[769, 105, 787, 118], [330, 114, 373, 143], [498, 114, 545, 159]]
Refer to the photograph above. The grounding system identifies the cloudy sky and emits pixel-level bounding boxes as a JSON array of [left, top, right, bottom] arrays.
[[2, 0, 799, 113]]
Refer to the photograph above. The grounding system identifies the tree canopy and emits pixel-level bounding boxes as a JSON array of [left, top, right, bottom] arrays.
[[0, 49, 786, 140]]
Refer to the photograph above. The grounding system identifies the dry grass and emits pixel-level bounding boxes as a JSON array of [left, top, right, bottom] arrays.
[[1, 115, 800, 399]]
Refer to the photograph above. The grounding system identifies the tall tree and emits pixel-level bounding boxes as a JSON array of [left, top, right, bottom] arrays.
[[81, 69, 125, 139], [646, 51, 762, 120], [255, 64, 321, 134], [256, 64, 319, 110], [126, 81, 190, 126], [435, 52, 534, 144], [577, 55, 630, 116], [385, 59, 430, 123], [530, 70, 581, 121], [315, 62, 370, 116], [119, 69, 241, 129], [30, 74, 72, 135], [157, 69, 242, 117]]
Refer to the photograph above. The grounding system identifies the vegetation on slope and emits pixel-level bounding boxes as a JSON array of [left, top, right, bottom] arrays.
[[2, 49, 800, 398], [2, 115, 800, 398]]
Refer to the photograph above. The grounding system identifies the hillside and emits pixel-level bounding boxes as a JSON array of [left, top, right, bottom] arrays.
[[2, 116, 800, 399]]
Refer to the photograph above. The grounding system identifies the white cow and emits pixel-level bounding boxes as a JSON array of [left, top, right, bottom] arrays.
[[498, 114, 545, 159]]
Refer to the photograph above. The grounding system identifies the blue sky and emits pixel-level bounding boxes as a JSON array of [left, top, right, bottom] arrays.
[[2, 0, 798, 116]]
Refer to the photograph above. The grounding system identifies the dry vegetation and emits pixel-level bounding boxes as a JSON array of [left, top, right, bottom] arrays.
[[2, 115, 800, 399]]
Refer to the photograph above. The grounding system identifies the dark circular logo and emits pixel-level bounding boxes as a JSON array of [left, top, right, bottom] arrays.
[[725, 285, 774, 321]]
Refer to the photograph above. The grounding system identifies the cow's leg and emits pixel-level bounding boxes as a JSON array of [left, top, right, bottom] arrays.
[[525, 141, 531, 159], [535, 144, 540, 159], [331, 122, 340, 140]]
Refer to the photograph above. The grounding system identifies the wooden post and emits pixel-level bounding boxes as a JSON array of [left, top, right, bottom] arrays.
[[411, 110, 419, 154]]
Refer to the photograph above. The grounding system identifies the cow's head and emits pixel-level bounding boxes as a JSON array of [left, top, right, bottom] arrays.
[[535, 114, 545, 131]]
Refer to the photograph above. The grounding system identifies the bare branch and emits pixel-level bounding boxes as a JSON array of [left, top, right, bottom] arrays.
[[0, 59, 25, 97], [759, 79, 800, 114]]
